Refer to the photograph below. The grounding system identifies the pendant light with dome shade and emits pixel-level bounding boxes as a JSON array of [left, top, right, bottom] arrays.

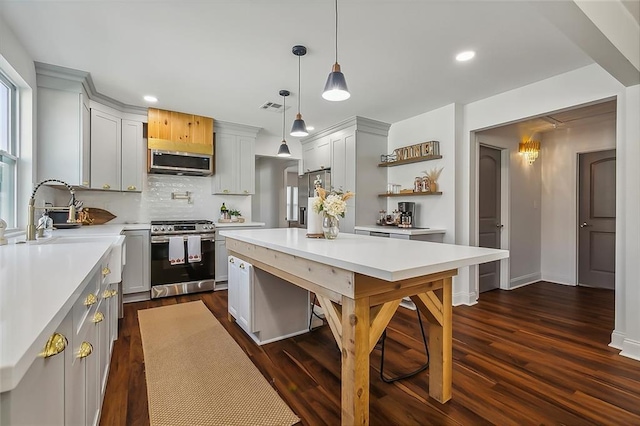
[[290, 45, 309, 137], [277, 90, 292, 157], [323, 0, 350, 101]]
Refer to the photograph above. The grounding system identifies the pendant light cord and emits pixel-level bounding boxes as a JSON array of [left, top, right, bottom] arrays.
[[282, 95, 286, 140], [298, 56, 301, 113], [334, 0, 339, 63]]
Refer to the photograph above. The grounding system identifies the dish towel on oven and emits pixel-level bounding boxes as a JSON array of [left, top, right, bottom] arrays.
[[169, 236, 185, 265], [187, 235, 202, 263]]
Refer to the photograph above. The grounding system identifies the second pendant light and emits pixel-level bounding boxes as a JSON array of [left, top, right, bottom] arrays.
[[290, 45, 309, 137]]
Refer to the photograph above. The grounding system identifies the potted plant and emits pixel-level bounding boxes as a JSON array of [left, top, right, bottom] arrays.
[[229, 209, 241, 222]]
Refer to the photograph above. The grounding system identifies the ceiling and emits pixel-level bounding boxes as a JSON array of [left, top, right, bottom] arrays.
[[0, 1, 617, 148]]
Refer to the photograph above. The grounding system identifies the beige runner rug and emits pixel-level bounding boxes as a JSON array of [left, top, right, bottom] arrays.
[[138, 300, 300, 426]]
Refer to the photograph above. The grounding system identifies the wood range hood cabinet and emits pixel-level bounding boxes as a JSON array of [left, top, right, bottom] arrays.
[[147, 108, 215, 175]]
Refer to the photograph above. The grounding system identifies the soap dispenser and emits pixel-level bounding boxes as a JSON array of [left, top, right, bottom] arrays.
[[37, 211, 53, 239]]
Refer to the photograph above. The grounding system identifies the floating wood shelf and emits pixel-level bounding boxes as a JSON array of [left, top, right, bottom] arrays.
[[378, 191, 443, 197], [378, 155, 442, 167]]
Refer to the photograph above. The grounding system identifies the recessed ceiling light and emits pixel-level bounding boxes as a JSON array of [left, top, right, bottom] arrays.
[[456, 51, 475, 62], [143, 95, 158, 103]]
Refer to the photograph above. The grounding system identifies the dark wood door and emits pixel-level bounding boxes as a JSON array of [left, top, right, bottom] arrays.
[[578, 150, 616, 289], [479, 145, 502, 293]]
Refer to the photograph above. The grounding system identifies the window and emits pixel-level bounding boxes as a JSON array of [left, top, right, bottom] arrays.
[[0, 71, 17, 229], [286, 185, 298, 221]]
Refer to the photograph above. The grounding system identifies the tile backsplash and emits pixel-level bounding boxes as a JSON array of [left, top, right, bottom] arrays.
[[54, 174, 252, 224]]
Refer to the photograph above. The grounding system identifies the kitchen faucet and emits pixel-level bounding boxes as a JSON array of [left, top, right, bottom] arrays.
[[26, 179, 81, 241]]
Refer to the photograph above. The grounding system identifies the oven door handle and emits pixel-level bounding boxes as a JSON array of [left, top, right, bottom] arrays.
[[151, 235, 215, 244]]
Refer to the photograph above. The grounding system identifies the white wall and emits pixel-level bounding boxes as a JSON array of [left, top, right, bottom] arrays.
[[53, 174, 252, 224], [540, 115, 616, 285], [387, 104, 456, 243], [253, 156, 296, 228], [620, 84, 640, 360], [0, 13, 46, 229], [476, 126, 543, 288], [457, 64, 638, 360]]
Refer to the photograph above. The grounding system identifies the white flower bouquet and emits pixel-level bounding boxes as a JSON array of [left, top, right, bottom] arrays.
[[312, 187, 354, 219]]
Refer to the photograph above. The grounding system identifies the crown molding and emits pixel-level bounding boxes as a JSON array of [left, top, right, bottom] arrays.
[[301, 116, 390, 145], [35, 62, 148, 115]]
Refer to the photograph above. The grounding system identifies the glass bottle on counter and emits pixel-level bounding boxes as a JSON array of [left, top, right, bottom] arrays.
[[378, 210, 386, 225], [220, 203, 230, 220]]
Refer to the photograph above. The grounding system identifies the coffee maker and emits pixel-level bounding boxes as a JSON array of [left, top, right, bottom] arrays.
[[398, 201, 415, 228]]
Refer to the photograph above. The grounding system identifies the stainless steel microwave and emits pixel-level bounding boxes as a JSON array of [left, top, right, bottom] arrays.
[[149, 149, 213, 176]]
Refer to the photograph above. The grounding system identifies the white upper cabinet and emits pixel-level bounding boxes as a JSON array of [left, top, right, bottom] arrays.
[[90, 102, 145, 192], [301, 137, 330, 173], [121, 119, 144, 192], [36, 79, 91, 187], [91, 108, 122, 191], [304, 117, 390, 233], [212, 121, 260, 195], [36, 63, 147, 192]]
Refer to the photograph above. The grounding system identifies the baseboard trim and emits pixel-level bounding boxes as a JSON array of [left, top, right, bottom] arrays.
[[621, 338, 640, 362], [610, 330, 625, 350], [540, 274, 575, 286], [509, 273, 541, 290], [123, 291, 151, 303], [453, 291, 477, 306]]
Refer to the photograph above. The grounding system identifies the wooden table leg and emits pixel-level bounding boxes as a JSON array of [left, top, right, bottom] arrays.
[[428, 277, 452, 403], [341, 296, 370, 426]]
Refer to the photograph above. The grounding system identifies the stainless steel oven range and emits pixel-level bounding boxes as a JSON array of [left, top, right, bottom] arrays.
[[150, 220, 215, 299]]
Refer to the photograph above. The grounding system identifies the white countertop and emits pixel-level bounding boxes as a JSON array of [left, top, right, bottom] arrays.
[[0, 225, 129, 392], [354, 225, 446, 236], [215, 221, 265, 228], [221, 228, 508, 282]]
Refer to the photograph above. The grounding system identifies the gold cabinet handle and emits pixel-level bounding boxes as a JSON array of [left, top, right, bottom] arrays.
[[127, 185, 136, 191], [223, 189, 230, 193], [244, 190, 249, 194], [229, 258, 234, 263], [102, 183, 111, 190], [84, 293, 97, 306], [239, 263, 245, 269], [77, 342, 93, 359], [93, 312, 104, 324], [82, 181, 89, 186], [40, 333, 67, 358], [102, 267, 111, 276]]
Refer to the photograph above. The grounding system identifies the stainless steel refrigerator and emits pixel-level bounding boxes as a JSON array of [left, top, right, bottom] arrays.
[[297, 169, 331, 228]]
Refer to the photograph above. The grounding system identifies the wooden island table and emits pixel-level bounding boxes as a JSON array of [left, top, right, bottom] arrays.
[[221, 228, 509, 426]]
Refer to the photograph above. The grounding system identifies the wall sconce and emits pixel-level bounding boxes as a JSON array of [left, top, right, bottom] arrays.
[[519, 140, 540, 165]]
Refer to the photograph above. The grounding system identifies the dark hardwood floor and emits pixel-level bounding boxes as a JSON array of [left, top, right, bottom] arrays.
[[100, 282, 640, 425]]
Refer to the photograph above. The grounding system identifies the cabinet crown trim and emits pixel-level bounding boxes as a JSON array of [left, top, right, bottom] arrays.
[[35, 62, 148, 115], [215, 120, 261, 138], [301, 116, 390, 143]]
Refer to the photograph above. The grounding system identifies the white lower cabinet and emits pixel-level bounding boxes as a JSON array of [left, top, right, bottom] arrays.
[[215, 235, 229, 283], [1, 249, 120, 426], [356, 229, 445, 243], [215, 226, 264, 288], [227, 256, 311, 345], [0, 313, 70, 425], [227, 256, 239, 319], [122, 230, 150, 299]]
